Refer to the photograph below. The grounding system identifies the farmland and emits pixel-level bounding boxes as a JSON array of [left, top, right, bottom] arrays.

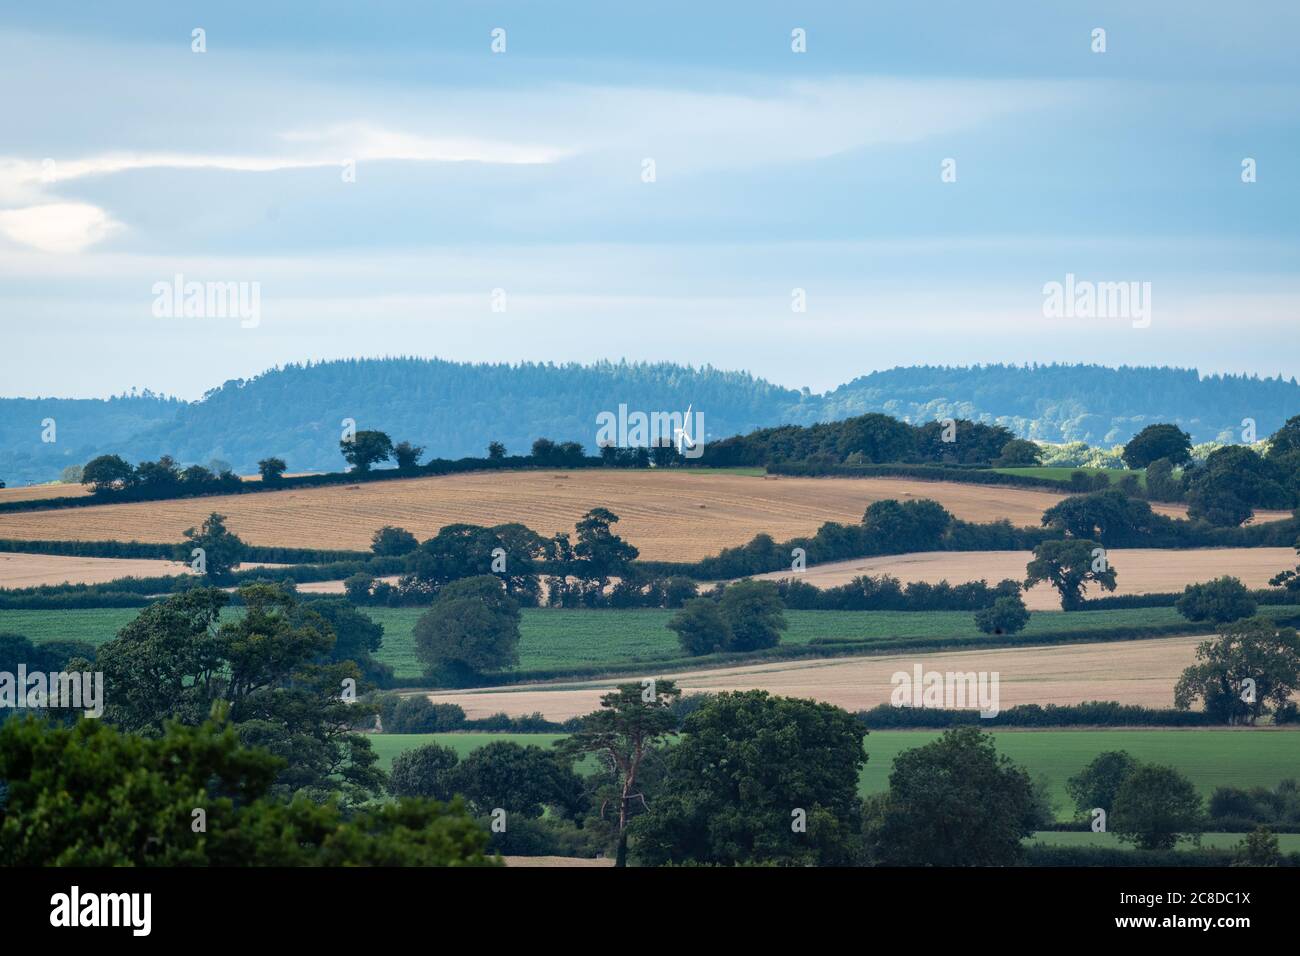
[[0, 470, 1195, 561], [744, 547, 1299, 610], [424, 632, 1224, 719], [366, 728, 1300, 820], [15, 603, 1296, 683]]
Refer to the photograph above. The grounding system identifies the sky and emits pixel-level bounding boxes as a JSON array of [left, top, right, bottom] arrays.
[[1, 1, 1297, 399]]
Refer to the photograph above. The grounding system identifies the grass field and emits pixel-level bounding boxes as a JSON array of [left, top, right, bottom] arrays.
[[366, 728, 1300, 820], [1027, 830, 1300, 851], [0, 471, 1102, 561], [8, 604, 1299, 682]]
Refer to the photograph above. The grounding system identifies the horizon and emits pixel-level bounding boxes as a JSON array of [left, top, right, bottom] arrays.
[[5, 356, 1300, 404]]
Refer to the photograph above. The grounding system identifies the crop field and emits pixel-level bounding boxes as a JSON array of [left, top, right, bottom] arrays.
[[0, 551, 191, 588], [10, 604, 1300, 683], [745, 548, 1299, 610], [0, 470, 1189, 561], [0, 483, 88, 503], [367, 728, 1300, 819], [373, 605, 1254, 680]]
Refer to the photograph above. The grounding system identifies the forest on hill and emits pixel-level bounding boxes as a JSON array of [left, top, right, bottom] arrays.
[[1, 359, 1297, 484]]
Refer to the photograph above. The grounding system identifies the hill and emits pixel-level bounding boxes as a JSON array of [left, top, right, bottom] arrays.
[[2, 360, 1298, 483]]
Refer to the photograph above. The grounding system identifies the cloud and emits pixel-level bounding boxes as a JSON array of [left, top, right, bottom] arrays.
[[0, 202, 120, 253]]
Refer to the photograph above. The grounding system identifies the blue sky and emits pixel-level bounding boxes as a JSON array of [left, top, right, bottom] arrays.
[[1, 1, 1297, 398]]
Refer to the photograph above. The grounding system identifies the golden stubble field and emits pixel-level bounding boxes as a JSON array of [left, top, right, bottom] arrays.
[[745, 548, 1299, 611], [0, 470, 1219, 562], [426, 634, 1212, 721]]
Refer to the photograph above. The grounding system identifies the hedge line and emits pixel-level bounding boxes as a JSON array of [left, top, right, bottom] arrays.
[[1080, 588, 1300, 610], [0, 455, 606, 514], [0, 537, 369, 564], [855, 701, 1219, 729]]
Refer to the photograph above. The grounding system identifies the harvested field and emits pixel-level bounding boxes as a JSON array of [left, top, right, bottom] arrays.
[[0, 470, 1204, 562], [745, 547, 1298, 611], [426, 633, 1213, 721], [0, 483, 87, 503], [0, 551, 192, 588]]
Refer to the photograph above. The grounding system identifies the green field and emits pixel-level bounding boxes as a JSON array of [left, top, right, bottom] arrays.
[[1028, 830, 1300, 851], [367, 728, 1300, 821], [8, 604, 1298, 682], [993, 465, 1145, 488]]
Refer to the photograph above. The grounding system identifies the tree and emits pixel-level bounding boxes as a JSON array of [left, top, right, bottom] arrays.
[[1065, 750, 1138, 816], [1024, 538, 1117, 610], [412, 575, 521, 682], [1111, 764, 1204, 850], [573, 508, 639, 588], [94, 584, 384, 805], [81, 454, 134, 493], [293, 597, 390, 683], [451, 741, 584, 820], [371, 525, 419, 556], [1122, 423, 1192, 469], [530, 438, 557, 462], [1144, 456, 1184, 501], [176, 512, 245, 583], [865, 727, 1044, 866], [559, 680, 681, 865], [1186, 446, 1291, 526], [1266, 415, 1300, 459], [974, 593, 1030, 635], [630, 691, 866, 867], [340, 430, 394, 472], [487, 441, 506, 460], [389, 743, 460, 800], [59, 464, 83, 484], [834, 413, 916, 463], [862, 498, 953, 552], [718, 578, 787, 651], [257, 457, 287, 482], [1176, 576, 1257, 625], [1040, 489, 1162, 547], [0, 714, 495, 867], [343, 572, 374, 603], [994, 438, 1042, 467], [1174, 617, 1300, 725], [668, 597, 731, 655], [1234, 826, 1283, 867], [392, 440, 425, 470]]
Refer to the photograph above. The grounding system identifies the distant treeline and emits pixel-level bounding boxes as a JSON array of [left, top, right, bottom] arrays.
[[856, 701, 1228, 729]]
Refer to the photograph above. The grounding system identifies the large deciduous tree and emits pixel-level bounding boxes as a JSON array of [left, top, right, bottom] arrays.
[[1024, 538, 1117, 610], [630, 690, 866, 867], [1174, 617, 1300, 725]]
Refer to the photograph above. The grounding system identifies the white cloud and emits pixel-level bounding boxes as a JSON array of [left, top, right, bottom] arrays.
[[0, 202, 120, 253]]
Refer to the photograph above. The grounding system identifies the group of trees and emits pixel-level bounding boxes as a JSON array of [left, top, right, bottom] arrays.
[[1120, 418, 1300, 525], [668, 579, 788, 655], [81, 453, 242, 496], [1066, 751, 1205, 850], [703, 413, 1019, 468]]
